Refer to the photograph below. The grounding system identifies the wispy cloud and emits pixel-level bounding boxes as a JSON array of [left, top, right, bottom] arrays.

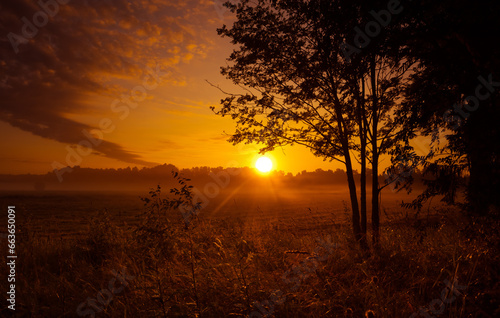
[[0, 0, 217, 165]]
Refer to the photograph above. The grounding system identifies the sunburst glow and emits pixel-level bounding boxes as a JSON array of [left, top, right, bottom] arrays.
[[255, 156, 273, 173]]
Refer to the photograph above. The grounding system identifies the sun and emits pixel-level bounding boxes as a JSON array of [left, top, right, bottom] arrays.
[[255, 156, 273, 173]]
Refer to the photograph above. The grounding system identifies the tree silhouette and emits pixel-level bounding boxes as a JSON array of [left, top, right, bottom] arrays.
[[398, 0, 500, 216], [212, 0, 413, 248]]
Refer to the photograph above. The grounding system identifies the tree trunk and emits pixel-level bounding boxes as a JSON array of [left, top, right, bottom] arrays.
[[360, 124, 367, 238], [335, 106, 364, 248], [370, 57, 380, 247], [356, 77, 368, 250], [465, 101, 500, 216], [345, 150, 363, 244], [359, 78, 367, 237], [371, 146, 380, 247]]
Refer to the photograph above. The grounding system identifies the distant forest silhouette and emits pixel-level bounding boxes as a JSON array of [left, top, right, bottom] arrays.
[[0, 164, 430, 192]]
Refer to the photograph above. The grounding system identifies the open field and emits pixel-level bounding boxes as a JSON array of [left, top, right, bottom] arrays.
[[0, 185, 433, 240], [0, 186, 497, 317]]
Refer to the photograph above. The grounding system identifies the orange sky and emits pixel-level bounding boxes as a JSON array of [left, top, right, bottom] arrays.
[[0, 1, 433, 175]]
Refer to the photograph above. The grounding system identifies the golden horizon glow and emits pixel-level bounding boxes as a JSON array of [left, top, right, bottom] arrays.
[[0, 1, 394, 176], [255, 156, 273, 173]]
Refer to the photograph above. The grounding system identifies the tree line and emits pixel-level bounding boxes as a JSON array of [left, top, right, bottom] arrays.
[[1, 164, 431, 191]]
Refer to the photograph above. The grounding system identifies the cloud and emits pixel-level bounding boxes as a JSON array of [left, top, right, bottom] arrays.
[[0, 157, 49, 165], [197, 134, 230, 143], [0, 0, 217, 166], [157, 139, 184, 149]]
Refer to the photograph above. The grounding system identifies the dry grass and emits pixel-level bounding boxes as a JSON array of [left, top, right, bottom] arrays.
[[1, 191, 498, 318]]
